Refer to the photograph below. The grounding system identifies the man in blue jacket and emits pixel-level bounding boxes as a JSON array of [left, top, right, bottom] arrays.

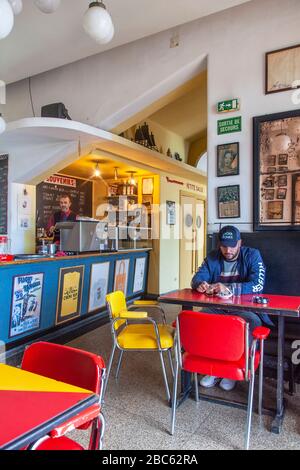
[[191, 225, 270, 392]]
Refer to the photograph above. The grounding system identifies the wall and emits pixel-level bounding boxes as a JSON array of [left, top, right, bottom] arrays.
[[3, 0, 300, 234]]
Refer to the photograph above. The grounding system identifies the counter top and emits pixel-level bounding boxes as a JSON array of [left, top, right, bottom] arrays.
[[0, 249, 152, 267]]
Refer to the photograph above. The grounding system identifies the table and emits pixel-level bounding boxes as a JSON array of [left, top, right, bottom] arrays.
[[159, 289, 300, 435], [0, 364, 99, 450]]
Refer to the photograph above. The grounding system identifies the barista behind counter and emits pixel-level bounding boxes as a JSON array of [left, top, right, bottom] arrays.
[[46, 194, 78, 244]]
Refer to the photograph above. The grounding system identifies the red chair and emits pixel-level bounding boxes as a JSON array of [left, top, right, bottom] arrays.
[[171, 311, 270, 450], [21, 342, 106, 450]]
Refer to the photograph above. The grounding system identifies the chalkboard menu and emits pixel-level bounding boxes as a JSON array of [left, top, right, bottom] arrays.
[[36, 174, 93, 229], [0, 154, 8, 235]]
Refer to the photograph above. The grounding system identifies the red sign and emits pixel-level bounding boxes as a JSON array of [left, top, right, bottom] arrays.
[[45, 175, 77, 188]]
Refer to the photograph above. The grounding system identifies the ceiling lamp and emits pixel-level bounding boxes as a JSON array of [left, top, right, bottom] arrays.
[[34, 0, 61, 14], [94, 162, 101, 178], [114, 167, 119, 181], [83, 1, 114, 44], [0, 114, 6, 134], [8, 0, 23, 15], [0, 0, 14, 40], [127, 171, 137, 186]]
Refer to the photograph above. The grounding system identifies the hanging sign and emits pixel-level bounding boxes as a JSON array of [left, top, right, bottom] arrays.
[[218, 117, 242, 135], [217, 98, 240, 113]]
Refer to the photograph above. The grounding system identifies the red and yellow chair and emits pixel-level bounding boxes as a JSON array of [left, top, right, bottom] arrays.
[[103, 291, 174, 401], [171, 311, 270, 450]]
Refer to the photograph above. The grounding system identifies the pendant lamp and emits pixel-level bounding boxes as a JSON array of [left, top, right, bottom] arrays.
[[0, 0, 14, 40], [0, 114, 6, 134], [83, 1, 114, 44], [34, 0, 61, 14]]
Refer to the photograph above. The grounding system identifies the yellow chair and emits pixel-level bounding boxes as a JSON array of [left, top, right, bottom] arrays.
[[103, 291, 174, 401]]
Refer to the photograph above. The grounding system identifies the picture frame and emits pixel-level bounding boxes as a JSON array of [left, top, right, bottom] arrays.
[[114, 259, 130, 295], [56, 266, 84, 325], [266, 44, 300, 94], [142, 177, 154, 195], [133, 257, 147, 293], [88, 262, 110, 313], [217, 142, 239, 177], [253, 109, 300, 230], [217, 185, 240, 219], [166, 200, 176, 225]]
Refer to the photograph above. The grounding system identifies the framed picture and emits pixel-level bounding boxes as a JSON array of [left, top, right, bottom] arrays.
[[166, 200, 176, 225], [253, 109, 300, 230], [114, 259, 130, 295], [217, 185, 240, 219], [217, 142, 239, 177], [142, 178, 154, 195], [56, 266, 84, 325], [9, 273, 44, 338], [266, 44, 300, 94], [88, 262, 110, 313], [133, 257, 147, 293]]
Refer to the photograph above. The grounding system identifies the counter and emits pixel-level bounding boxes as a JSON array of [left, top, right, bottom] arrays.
[[0, 250, 151, 348]]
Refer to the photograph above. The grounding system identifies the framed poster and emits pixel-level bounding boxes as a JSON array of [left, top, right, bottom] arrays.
[[142, 178, 154, 195], [217, 185, 240, 219], [217, 142, 239, 177], [133, 257, 147, 293], [266, 44, 300, 94], [56, 266, 84, 325], [10, 273, 44, 338], [88, 262, 110, 313], [166, 201, 176, 225], [253, 109, 300, 230], [114, 259, 130, 295]]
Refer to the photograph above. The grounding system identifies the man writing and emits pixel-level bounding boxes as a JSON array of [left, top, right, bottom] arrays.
[[47, 194, 77, 244], [191, 225, 271, 391]]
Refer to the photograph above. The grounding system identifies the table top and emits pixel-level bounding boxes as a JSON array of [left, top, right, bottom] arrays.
[[159, 289, 300, 317], [0, 364, 98, 450]]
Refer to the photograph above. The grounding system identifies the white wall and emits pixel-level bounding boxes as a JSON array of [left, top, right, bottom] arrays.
[[3, 0, 300, 233]]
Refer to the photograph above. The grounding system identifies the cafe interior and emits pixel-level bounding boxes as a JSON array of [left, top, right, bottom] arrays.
[[0, 0, 300, 452]]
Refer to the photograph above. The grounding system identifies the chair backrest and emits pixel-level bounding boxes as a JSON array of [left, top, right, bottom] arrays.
[[179, 311, 247, 362], [106, 291, 127, 330], [21, 342, 105, 394]]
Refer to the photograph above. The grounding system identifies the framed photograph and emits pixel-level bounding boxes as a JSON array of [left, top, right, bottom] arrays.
[[263, 189, 275, 200], [133, 257, 147, 293], [56, 266, 84, 325], [88, 262, 110, 313], [9, 273, 44, 338], [166, 201, 176, 225], [114, 259, 130, 295], [217, 185, 240, 219], [217, 142, 239, 177], [266, 44, 300, 94], [253, 109, 300, 230], [142, 178, 154, 195]]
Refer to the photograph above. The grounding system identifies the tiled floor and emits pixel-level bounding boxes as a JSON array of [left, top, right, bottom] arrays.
[[67, 304, 300, 450]]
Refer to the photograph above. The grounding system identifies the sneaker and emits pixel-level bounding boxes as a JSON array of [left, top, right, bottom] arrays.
[[219, 378, 236, 391], [199, 375, 220, 388]]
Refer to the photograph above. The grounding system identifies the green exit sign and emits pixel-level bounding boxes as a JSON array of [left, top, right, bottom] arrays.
[[217, 98, 240, 113], [218, 117, 242, 135]]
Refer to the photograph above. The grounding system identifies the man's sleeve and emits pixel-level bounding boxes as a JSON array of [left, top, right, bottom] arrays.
[[242, 249, 266, 294], [46, 215, 55, 232], [191, 258, 211, 290]]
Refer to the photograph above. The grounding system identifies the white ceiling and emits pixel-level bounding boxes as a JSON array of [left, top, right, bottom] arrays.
[[0, 0, 251, 84]]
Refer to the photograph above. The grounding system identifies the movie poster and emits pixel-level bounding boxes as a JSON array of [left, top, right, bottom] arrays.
[[10, 273, 44, 338], [56, 266, 84, 325]]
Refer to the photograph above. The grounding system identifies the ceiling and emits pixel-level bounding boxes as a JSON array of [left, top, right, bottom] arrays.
[[0, 0, 252, 84]]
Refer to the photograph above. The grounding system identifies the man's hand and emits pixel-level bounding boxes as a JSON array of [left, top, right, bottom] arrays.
[[197, 282, 210, 293], [212, 283, 230, 294], [47, 226, 55, 236]]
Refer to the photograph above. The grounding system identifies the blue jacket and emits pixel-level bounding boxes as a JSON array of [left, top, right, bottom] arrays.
[[191, 246, 272, 326]]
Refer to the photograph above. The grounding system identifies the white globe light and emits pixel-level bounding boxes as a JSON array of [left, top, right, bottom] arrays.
[[34, 0, 61, 14], [8, 0, 23, 15], [0, 115, 6, 134], [0, 0, 14, 40], [83, 2, 114, 44]]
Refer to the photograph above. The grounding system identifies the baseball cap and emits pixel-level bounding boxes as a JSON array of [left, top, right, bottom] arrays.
[[219, 226, 241, 247]]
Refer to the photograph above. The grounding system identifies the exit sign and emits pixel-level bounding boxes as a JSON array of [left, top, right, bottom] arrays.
[[217, 117, 242, 135], [217, 98, 240, 113]]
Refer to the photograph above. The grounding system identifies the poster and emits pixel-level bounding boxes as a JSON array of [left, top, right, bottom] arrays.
[[56, 266, 84, 324], [17, 191, 32, 231], [114, 259, 130, 295], [133, 257, 147, 293], [88, 262, 110, 313], [10, 273, 44, 338]]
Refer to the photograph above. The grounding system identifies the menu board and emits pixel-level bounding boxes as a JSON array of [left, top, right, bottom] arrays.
[[0, 154, 8, 235], [36, 174, 93, 229]]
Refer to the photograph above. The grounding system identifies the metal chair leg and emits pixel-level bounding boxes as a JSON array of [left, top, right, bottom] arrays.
[[194, 373, 199, 403], [245, 372, 255, 450], [171, 358, 179, 435], [115, 350, 124, 380], [159, 350, 171, 402], [258, 340, 264, 423], [102, 344, 116, 400], [168, 349, 175, 377]]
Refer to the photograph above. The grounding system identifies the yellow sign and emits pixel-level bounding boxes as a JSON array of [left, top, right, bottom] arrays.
[[61, 271, 81, 317]]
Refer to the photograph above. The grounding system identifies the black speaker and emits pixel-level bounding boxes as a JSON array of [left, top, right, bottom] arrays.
[[41, 102, 71, 120]]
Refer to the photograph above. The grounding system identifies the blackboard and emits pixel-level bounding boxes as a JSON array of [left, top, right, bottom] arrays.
[[0, 154, 8, 235], [36, 174, 93, 229]]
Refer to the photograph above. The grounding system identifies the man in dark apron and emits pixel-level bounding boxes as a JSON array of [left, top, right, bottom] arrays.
[[47, 194, 77, 244]]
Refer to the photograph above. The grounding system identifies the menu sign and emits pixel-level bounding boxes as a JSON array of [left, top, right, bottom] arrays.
[[36, 174, 93, 229], [0, 154, 8, 235]]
